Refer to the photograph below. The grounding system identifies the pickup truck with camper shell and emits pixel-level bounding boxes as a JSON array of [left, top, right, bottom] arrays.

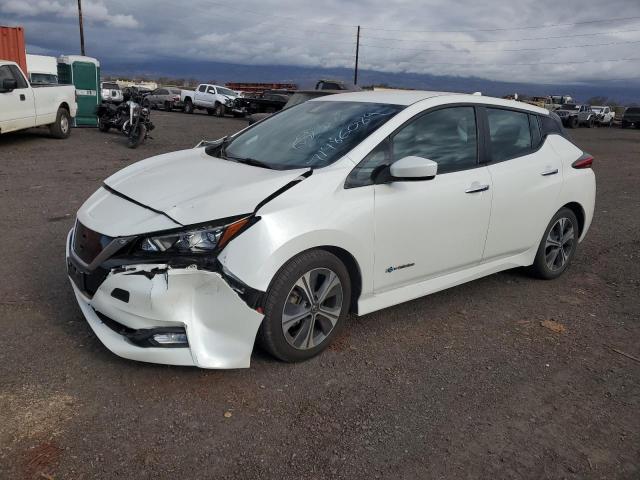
[[0, 60, 76, 138], [180, 84, 244, 117]]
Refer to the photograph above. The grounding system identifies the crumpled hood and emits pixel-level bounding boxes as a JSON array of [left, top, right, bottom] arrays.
[[103, 148, 309, 226]]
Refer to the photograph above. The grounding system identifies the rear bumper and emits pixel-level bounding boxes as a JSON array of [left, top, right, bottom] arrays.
[[66, 230, 264, 369]]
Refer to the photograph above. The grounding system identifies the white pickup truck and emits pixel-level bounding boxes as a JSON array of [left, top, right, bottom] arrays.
[[180, 83, 244, 117], [0, 60, 77, 138], [591, 105, 615, 127]]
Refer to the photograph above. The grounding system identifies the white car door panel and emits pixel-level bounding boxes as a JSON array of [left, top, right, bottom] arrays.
[[374, 167, 492, 292], [369, 105, 492, 293], [482, 109, 563, 261]]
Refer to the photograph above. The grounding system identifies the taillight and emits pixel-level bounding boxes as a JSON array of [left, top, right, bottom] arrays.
[[572, 153, 593, 169], [173, 95, 180, 101]]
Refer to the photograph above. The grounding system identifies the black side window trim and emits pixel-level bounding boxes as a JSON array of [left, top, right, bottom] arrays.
[[345, 103, 484, 189]]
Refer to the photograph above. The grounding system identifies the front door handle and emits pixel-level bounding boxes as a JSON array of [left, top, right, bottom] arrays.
[[465, 184, 490, 193], [540, 168, 558, 176], [20, 94, 25, 101]]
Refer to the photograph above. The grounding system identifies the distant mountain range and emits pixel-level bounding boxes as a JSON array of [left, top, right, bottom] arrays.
[[102, 58, 640, 104]]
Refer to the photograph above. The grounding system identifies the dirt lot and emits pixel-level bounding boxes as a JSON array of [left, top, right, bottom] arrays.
[[0, 112, 638, 479]]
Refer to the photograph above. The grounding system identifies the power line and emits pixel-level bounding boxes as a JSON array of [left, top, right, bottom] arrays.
[[359, 56, 640, 67], [361, 27, 640, 44], [359, 39, 640, 54], [362, 15, 640, 33]]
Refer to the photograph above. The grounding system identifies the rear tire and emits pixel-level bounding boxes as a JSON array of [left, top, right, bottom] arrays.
[[529, 208, 579, 280], [258, 250, 351, 363], [164, 101, 172, 111], [183, 99, 194, 114], [49, 107, 71, 139], [98, 116, 110, 132]]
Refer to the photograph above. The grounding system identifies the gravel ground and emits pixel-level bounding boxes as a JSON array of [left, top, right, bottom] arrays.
[[0, 112, 638, 479]]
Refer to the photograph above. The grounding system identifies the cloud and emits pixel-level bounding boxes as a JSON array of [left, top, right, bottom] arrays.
[[1, 0, 138, 28], [2, 0, 639, 86]]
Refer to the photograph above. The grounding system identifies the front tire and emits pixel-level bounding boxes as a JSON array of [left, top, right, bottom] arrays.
[[127, 124, 146, 149], [214, 103, 225, 117], [529, 208, 579, 280], [49, 107, 71, 138], [259, 250, 351, 362], [164, 101, 172, 111], [568, 116, 579, 129]]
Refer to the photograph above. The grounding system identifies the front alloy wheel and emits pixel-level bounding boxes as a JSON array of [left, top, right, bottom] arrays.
[[259, 250, 351, 362], [282, 268, 343, 350]]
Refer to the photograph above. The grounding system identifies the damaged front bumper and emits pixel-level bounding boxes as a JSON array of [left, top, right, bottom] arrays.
[[66, 230, 264, 369]]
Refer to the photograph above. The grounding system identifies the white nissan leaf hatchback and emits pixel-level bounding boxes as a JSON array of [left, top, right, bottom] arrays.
[[67, 91, 595, 368]]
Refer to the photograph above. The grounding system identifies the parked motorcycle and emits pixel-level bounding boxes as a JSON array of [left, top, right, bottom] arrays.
[[97, 91, 155, 148]]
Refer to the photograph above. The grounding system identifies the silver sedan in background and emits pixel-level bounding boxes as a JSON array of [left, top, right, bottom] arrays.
[[143, 87, 184, 111]]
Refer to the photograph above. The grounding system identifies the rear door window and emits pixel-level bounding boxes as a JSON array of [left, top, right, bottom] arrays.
[[486, 108, 532, 162]]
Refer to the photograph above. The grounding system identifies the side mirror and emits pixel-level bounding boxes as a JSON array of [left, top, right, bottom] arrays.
[[1, 78, 18, 92], [389, 156, 438, 180]]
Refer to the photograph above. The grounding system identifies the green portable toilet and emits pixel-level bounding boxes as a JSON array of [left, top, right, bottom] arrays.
[[57, 55, 100, 127]]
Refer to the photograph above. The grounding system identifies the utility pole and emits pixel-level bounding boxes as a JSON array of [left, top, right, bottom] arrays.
[[77, 0, 86, 55], [354, 25, 360, 85]]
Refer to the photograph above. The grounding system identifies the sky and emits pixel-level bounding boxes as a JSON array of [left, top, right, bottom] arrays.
[[1, 0, 640, 88]]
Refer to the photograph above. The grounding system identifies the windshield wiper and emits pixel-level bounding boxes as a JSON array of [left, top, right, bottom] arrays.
[[227, 155, 274, 169]]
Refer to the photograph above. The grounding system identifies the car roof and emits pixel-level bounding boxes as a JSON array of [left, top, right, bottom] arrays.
[[311, 90, 549, 114]]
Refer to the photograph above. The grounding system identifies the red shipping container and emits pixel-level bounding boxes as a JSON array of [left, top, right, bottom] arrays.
[[0, 26, 27, 75]]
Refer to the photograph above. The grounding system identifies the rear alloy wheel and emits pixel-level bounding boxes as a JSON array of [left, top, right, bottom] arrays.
[[259, 250, 351, 362], [183, 99, 194, 114], [165, 101, 172, 111], [530, 208, 579, 280]]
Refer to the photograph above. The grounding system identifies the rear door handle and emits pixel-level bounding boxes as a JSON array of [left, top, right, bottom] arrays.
[[465, 184, 490, 193], [540, 168, 558, 176]]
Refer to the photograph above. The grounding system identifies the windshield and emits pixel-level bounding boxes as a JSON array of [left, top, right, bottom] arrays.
[[626, 107, 640, 114], [217, 87, 237, 97], [591, 107, 603, 113], [169, 88, 181, 94], [222, 101, 403, 169], [102, 82, 119, 89], [560, 104, 578, 110]]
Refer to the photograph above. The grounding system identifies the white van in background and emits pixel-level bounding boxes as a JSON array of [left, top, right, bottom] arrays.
[[26, 54, 58, 85]]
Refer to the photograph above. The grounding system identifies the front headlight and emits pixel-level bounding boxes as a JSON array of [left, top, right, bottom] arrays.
[[139, 217, 251, 254]]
